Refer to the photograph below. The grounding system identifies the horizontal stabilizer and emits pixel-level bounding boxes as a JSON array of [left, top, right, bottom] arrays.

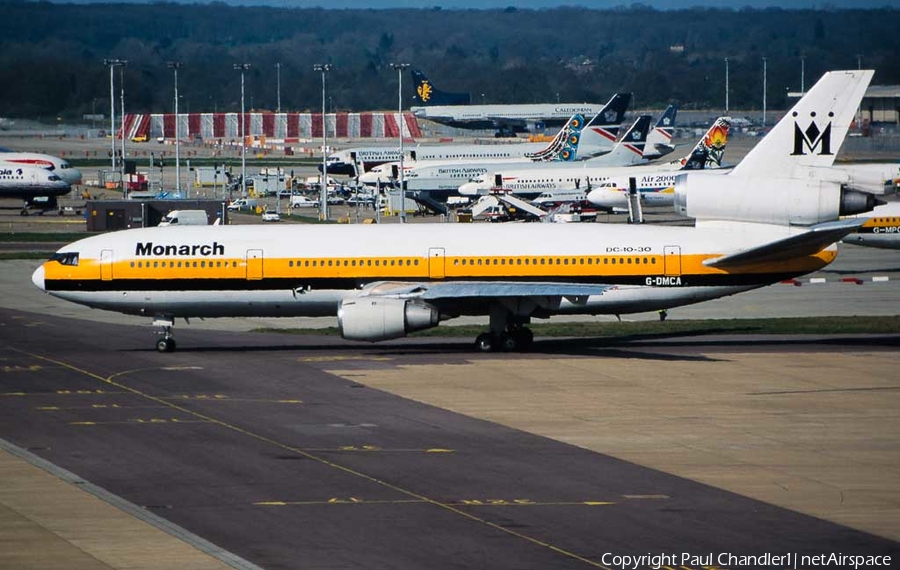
[[703, 219, 865, 269]]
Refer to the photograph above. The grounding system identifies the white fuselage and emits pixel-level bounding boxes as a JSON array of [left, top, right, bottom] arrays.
[[0, 152, 82, 185], [0, 165, 71, 199], [33, 222, 834, 322]]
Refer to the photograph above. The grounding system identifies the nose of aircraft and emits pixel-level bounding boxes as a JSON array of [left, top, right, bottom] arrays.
[[457, 182, 486, 196], [31, 264, 45, 291]]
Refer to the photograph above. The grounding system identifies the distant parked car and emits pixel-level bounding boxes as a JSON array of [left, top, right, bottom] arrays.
[[261, 210, 281, 222]]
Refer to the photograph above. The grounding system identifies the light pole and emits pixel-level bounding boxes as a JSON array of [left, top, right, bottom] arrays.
[[724, 57, 729, 114], [168, 62, 183, 196], [800, 55, 805, 94], [234, 63, 251, 197], [103, 59, 126, 191], [313, 63, 331, 220], [762, 57, 767, 129], [390, 63, 410, 223], [119, 62, 129, 198], [275, 62, 282, 113]]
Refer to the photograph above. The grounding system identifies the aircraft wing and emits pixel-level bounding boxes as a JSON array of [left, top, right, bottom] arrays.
[[362, 281, 612, 302], [702, 218, 866, 269]]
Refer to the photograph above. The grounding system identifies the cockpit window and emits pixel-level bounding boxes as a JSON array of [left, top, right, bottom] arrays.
[[49, 252, 79, 266]]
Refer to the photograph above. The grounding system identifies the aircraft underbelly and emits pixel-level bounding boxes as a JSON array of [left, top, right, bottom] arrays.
[[54, 289, 344, 318]]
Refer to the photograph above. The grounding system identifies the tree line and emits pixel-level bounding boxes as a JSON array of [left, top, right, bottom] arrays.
[[1, 2, 898, 121]]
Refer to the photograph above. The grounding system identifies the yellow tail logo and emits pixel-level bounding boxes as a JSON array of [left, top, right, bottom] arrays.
[[417, 81, 433, 103]]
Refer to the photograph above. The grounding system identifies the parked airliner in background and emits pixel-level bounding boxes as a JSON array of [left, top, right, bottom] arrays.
[[327, 92, 631, 176], [410, 69, 611, 136], [32, 71, 877, 354], [0, 164, 71, 212], [586, 118, 731, 211], [458, 116, 729, 200], [0, 150, 82, 185], [642, 104, 678, 160], [842, 201, 900, 249], [388, 113, 650, 198]]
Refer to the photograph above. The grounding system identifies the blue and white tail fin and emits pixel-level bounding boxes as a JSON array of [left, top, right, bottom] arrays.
[[673, 117, 731, 171], [410, 70, 471, 106], [574, 92, 632, 158], [584, 115, 652, 167], [643, 104, 678, 160], [525, 114, 586, 162], [732, 70, 874, 179]]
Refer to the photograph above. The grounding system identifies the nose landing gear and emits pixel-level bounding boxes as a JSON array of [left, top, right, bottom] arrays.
[[152, 316, 177, 353]]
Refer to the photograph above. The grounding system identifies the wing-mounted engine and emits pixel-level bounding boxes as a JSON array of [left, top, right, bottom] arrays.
[[338, 297, 440, 342], [674, 172, 879, 226]]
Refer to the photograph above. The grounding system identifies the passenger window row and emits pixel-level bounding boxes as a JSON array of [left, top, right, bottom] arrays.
[[452, 256, 657, 267], [288, 258, 420, 268]]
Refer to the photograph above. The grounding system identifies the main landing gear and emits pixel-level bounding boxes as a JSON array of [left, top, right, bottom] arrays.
[[153, 316, 177, 353], [474, 326, 534, 353], [473, 303, 535, 353]]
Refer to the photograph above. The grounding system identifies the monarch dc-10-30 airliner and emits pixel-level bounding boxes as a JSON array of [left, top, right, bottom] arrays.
[[32, 71, 879, 353]]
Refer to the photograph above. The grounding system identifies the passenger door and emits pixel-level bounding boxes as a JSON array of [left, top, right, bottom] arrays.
[[664, 245, 681, 276], [101, 249, 114, 281], [428, 248, 445, 279], [246, 249, 263, 280]]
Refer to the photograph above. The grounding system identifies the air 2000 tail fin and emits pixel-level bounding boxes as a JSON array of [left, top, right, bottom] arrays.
[[411, 70, 471, 106], [675, 117, 731, 171]]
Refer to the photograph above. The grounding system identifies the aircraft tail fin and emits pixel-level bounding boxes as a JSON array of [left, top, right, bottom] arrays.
[[577, 92, 632, 157], [675, 117, 731, 171], [410, 70, 471, 106], [643, 104, 678, 160], [525, 114, 586, 162], [731, 70, 874, 178], [585, 115, 652, 166]]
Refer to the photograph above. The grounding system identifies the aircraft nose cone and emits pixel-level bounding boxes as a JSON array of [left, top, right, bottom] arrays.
[[31, 265, 45, 291]]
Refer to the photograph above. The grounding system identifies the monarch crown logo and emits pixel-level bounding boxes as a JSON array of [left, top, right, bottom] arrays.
[[417, 81, 433, 103], [791, 111, 833, 156]]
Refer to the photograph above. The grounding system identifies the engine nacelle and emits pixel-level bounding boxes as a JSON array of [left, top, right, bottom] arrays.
[[337, 297, 440, 342], [674, 173, 878, 226]]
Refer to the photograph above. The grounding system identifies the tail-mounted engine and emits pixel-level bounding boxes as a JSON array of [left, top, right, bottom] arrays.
[[674, 172, 879, 226]]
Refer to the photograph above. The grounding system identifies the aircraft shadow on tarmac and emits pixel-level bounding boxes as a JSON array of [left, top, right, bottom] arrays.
[[121, 327, 900, 359]]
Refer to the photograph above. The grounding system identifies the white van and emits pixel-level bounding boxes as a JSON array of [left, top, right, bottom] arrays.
[[158, 210, 209, 227], [227, 198, 259, 212]]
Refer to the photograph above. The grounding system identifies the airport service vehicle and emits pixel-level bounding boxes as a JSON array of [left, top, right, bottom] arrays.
[[32, 71, 878, 354], [261, 210, 281, 223], [290, 195, 318, 209], [227, 198, 259, 212], [158, 210, 209, 227]]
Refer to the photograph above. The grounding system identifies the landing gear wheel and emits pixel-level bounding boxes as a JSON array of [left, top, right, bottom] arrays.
[[156, 337, 176, 353], [512, 327, 534, 351], [475, 333, 495, 353], [500, 333, 517, 352]]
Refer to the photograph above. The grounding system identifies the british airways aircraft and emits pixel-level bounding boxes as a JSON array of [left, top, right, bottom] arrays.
[[0, 150, 82, 186]]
